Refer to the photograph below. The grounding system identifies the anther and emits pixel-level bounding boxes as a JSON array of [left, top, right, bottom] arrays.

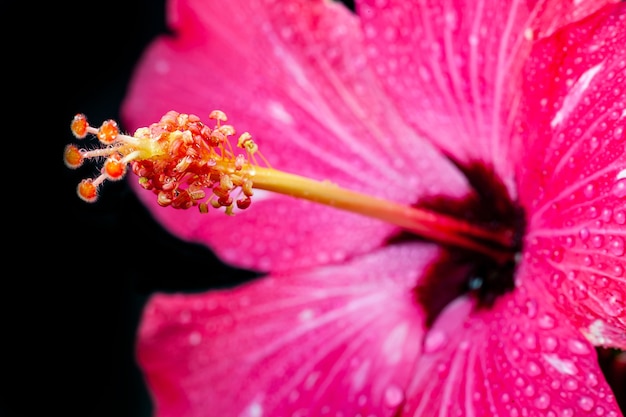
[[64, 144, 84, 168], [71, 114, 89, 139], [209, 110, 227, 123], [77, 179, 98, 203], [103, 154, 127, 180], [97, 120, 119, 144]]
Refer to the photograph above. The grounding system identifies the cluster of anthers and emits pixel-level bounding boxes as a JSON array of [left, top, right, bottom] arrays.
[[64, 110, 267, 214]]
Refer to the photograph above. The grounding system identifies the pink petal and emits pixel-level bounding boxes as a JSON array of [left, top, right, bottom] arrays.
[[122, 0, 469, 272], [356, 0, 620, 191], [401, 285, 623, 416], [137, 242, 439, 417], [518, 3, 626, 348]]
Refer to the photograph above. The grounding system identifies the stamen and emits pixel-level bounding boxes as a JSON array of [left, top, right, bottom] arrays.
[[64, 110, 517, 262]]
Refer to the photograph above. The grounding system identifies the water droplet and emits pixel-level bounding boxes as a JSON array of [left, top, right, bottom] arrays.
[[596, 406, 605, 416], [578, 396, 594, 411], [523, 384, 535, 397], [179, 310, 191, 324], [588, 206, 599, 218], [550, 247, 564, 263], [424, 330, 447, 353], [613, 264, 624, 277], [543, 354, 578, 375], [543, 336, 558, 351], [564, 378, 578, 391], [583, 184, 595, 198], [602, 294, 624, 317], [526, 360, 542, 376], [579, 227, 590, 241], [568, 339, 591, 355], [510, 348, 521, 360], [608, 236, 625, 256], [586, 372, 599, 387], [562, 408, 574, 417], [591, 234, 604, 248], [550, 272, 565, 288], [614, 210, 626, 225], [538, 313, 556, 329], [526, 300, 538, 318], [188, 331, 202, 346], [288, 390, 299, 403], [583, 255, 594, 266], [613, 179, 626, 198], [524, 334, 538, 350], [601, 208, 613, 222], [534, 393, 551, 410], [384, 385, 404, 408]]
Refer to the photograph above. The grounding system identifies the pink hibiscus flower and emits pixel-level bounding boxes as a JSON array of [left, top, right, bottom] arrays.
[[64, 0, 626, 415]]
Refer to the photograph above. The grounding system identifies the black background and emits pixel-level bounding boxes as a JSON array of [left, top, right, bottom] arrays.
[[4, 0, 623, 416], [7, 0, 257, 416]]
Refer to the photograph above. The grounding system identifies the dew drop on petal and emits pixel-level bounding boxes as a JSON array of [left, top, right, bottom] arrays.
[[524, 334, 538, 350], [524, 384, 535, 397], [384, 384, 404, 408], [613, 179, 626, 198], [579, 227, 590, 241], [543, 336, 558, 352], [188, 331, 202, 346], [608, 236, 625, 257], [614, 210, 626, 225], [550, 247, 564, 263], [602, 294, 624, 317], [567, 339, 590, 355], [578, 396, 594, 411], [526, 360, 542, 377], [583, 184, 595, 198], [564, 378, 578, 391], [534, 393, 551, 410], [538, 313, 556, 329], [424, 330, 447, 353], [550, 272, 565, 288], [586, 372, 599, 387], [591, 234, 604, 248]]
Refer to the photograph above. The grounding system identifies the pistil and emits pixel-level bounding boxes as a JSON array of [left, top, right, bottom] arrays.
[[64, 110, 516, 263]]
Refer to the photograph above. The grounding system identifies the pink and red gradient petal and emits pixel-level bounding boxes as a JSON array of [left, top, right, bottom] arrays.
[[138, 243, 437, 417], [122, 0, 471, 272], [519, 4, 626, 348]]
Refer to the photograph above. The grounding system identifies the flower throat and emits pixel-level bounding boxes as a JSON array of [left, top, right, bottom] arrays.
[[64, 110, 525, 321]]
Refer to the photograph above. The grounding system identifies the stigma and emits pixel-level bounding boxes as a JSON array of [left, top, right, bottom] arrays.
[[64, 110, 263, 214]]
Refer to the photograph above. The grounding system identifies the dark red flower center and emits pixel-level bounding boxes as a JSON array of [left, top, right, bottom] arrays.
[[396, 162, 526, 327]]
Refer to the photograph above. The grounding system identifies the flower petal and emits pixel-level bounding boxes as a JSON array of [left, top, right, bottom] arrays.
[[519, 3, 626, 348], [356, 0, 620, 194], [137, 243, 438, 417], [122, 0, 469, 271], [402, 285, 623, 416]]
